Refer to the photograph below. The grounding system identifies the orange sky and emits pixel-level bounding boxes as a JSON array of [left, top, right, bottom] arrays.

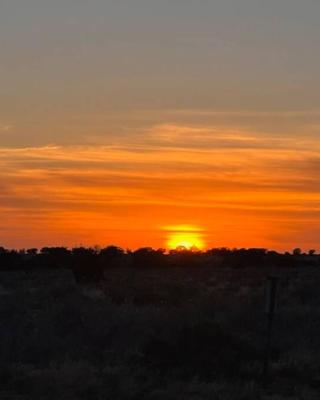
[[1, 122, 320, 251], [1, 2, 320, 251]]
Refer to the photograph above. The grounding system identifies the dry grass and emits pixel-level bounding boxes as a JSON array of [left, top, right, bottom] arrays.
[[0, 266, 320, 399]]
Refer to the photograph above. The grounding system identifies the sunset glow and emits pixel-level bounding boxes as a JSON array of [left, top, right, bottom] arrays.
[[166, 226, 206, 250], [1, 132, 320, 251]]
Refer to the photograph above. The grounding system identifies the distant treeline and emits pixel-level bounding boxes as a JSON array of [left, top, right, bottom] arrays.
[[0, 246, 319, 282]]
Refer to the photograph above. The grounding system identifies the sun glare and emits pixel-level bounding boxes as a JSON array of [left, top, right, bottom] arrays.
[[165, 225, 206, 250]]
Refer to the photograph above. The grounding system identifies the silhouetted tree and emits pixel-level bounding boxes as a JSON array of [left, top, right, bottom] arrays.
[[169, 247, 203, 268], [0, 244, 319, 274], [293, 248, 302, 256], [132, 247, 166, 268], [40, 247, 72, 269], [71, 247, 103, 283], [99, 246, 125, 269]]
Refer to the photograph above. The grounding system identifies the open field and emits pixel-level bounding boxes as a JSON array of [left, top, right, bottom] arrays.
[[1, 266, 320, 399]]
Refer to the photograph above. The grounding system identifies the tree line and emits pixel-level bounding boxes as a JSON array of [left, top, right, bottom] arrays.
[[0, 245, 319, 282]]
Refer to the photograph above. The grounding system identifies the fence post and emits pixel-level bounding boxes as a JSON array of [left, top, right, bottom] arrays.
[[263, 276, 279, 380]]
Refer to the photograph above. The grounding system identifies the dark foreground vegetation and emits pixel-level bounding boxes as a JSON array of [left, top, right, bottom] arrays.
[[1, 246, 320, 399]]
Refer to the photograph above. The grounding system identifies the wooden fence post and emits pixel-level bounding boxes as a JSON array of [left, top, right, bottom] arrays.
[[263, 276, 279, 380]]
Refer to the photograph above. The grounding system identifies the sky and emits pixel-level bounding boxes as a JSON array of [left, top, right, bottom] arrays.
[[1, 0, 320, 251]]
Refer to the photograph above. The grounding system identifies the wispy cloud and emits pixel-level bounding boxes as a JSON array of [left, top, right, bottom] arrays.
[[0, 121, 13, 133], [147, 123, 316, 150], [1, 124, 320, 250]]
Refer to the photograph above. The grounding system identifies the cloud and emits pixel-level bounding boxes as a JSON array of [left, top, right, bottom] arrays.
[[147, 123, 320, 151], [1, 131, 320, 250], [0, 122, 13, 133]]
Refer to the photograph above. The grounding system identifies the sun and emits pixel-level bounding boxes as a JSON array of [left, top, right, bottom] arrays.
[[165, 225, 206, 251]]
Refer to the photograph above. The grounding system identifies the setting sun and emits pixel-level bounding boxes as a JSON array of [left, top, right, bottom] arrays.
[[165, 225, 206, 250]]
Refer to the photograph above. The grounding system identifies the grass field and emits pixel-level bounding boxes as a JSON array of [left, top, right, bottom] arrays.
[[1, 266, 320, 399]]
